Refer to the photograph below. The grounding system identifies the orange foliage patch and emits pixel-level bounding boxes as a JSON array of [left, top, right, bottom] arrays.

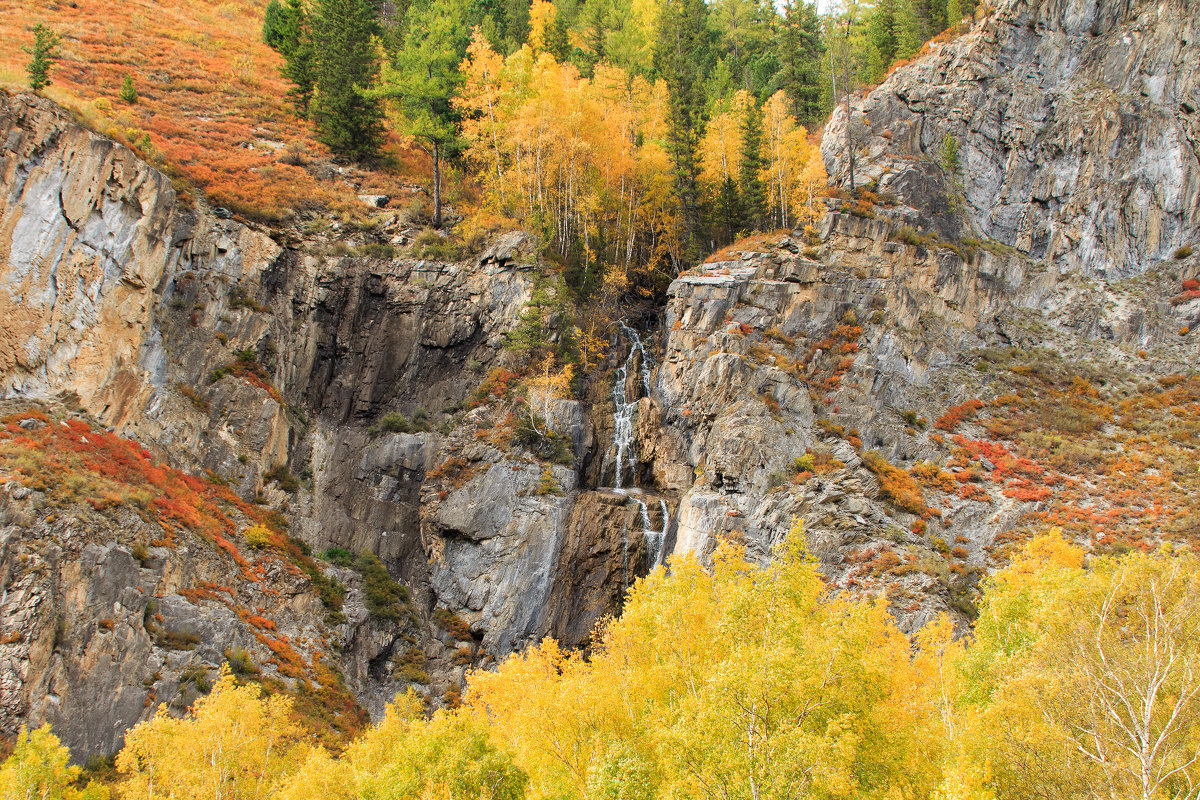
[[0, 0, 419, 222], [0, 409, 286, 580], [935, 399, 984, 432]]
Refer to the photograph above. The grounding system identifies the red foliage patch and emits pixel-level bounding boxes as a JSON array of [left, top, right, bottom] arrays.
[[935, 399, 984, 431]]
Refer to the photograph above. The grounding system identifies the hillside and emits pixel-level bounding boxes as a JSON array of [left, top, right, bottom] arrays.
[[1, 0, 1200, 793], [0, 0, 421, 221]]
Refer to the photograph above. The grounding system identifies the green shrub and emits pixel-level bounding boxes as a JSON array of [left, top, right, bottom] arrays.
[[433, 608, 474, 640], [156, 628, 200, 651], [353, 553, 410, 622], [323, 549, 411, 622], [228, 288, 266, 312], [514, 412, 573, 465], [224, 646, 259, 677], [265, 464, 300, 492], [355, 243, 398, 259], [894, 226, 934, 247], [1176, 245, 1194, 259], [179, 665, 212, 693], [374, 409, 432, 435], [413, 229, 466, 261], [324, 547, 355, 568], [391, 647, 430, 684], [119, 75, 138, 104]]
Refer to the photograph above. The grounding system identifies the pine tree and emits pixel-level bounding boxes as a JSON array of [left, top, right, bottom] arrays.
[[501, 0, 532, 52], [713, 176, 743, 245], [24, 24, 61, 93], [546, 2, 572, 61], [373, 0, 471, 227], [864, 0, 896, 80], [893, 0, 925, 59], [946, 0, 965, 26], [738, 100, 768, 230], [712, 0, 775, 96], [119, 75, 138, 104], [654, 0, 716, 263], [265, 0, 316, 118], [773, 0, 824, 123], [310, 0, 386, 160], [263, 0, 303, 52], [283, 36, 317, 119]]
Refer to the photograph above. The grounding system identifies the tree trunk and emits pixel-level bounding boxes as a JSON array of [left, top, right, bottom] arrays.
[[432, 139, 443, 229], [847, 123, 856, 194]]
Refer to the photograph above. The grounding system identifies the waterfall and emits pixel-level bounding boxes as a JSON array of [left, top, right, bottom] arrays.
[[611, 322, 653, 490], [636, 497, 670, 569], [611, 323, 670, 578], [610, 349, 633, 491]]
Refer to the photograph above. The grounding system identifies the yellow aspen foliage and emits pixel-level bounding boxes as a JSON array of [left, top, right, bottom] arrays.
[[574, 325, 608, 372], [281, 692, 526, 800], [467, 519, 950, 800], [457, 29, 512, 209], [796, 146, 829, 226], [963, 533, 1200, 799], [75, 525, 1200, 800], [0, 726, 108, 800], [762, 90, 819, 229], [116, 666, 307, 800], [699, 90, 752, 186], [526, 356, 576, 432], [456, 37, 681, 272]]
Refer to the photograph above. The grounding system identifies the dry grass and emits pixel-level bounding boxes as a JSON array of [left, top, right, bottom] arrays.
[[0, 0, 424, 222]]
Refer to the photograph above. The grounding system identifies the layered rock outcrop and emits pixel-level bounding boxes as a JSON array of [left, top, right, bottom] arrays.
[[0, 92, 656, 755], [822, 0, 1200, 276]]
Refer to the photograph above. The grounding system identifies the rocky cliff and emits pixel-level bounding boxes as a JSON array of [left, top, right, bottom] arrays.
[[1, 0, 1199, 760], [0, 91, 646, 757], [821, 0, 1200, 277]]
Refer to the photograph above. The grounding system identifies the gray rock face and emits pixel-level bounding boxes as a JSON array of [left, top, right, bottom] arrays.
[[0, 93, 643, 749], [0, 468, 404, 759], [822, 0, 1200, 277]]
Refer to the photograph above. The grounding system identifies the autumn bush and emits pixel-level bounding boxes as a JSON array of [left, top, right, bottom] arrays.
[[863, 451, 932, 517], [0, 0, 422, 222], [934, 398, 984, 431]]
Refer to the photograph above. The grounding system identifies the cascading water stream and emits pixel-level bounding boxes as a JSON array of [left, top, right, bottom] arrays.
[[638, 498, 670, 568], [611, 322, 653, 490], [610, 323, 670, 582]]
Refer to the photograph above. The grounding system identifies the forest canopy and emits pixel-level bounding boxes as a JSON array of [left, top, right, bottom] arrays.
[[8, 525, 1200, 800], [259, 0, 975, 273]]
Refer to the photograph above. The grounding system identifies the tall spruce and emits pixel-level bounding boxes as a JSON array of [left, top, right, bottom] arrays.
[[311, 0, 386, 160], [282, 35, 317, 119], [24, 24, 61, 93], [654, 0, 716, 263], [892, 0, 926, 59], [863, 0, 896, 81], [774, 0, 825, 122], [738, 100, 768, 230], [263, 0, 303, 52], [264, 0, 316, 118], [712, 176, 743, 246], [372, 0, 471, 227]]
